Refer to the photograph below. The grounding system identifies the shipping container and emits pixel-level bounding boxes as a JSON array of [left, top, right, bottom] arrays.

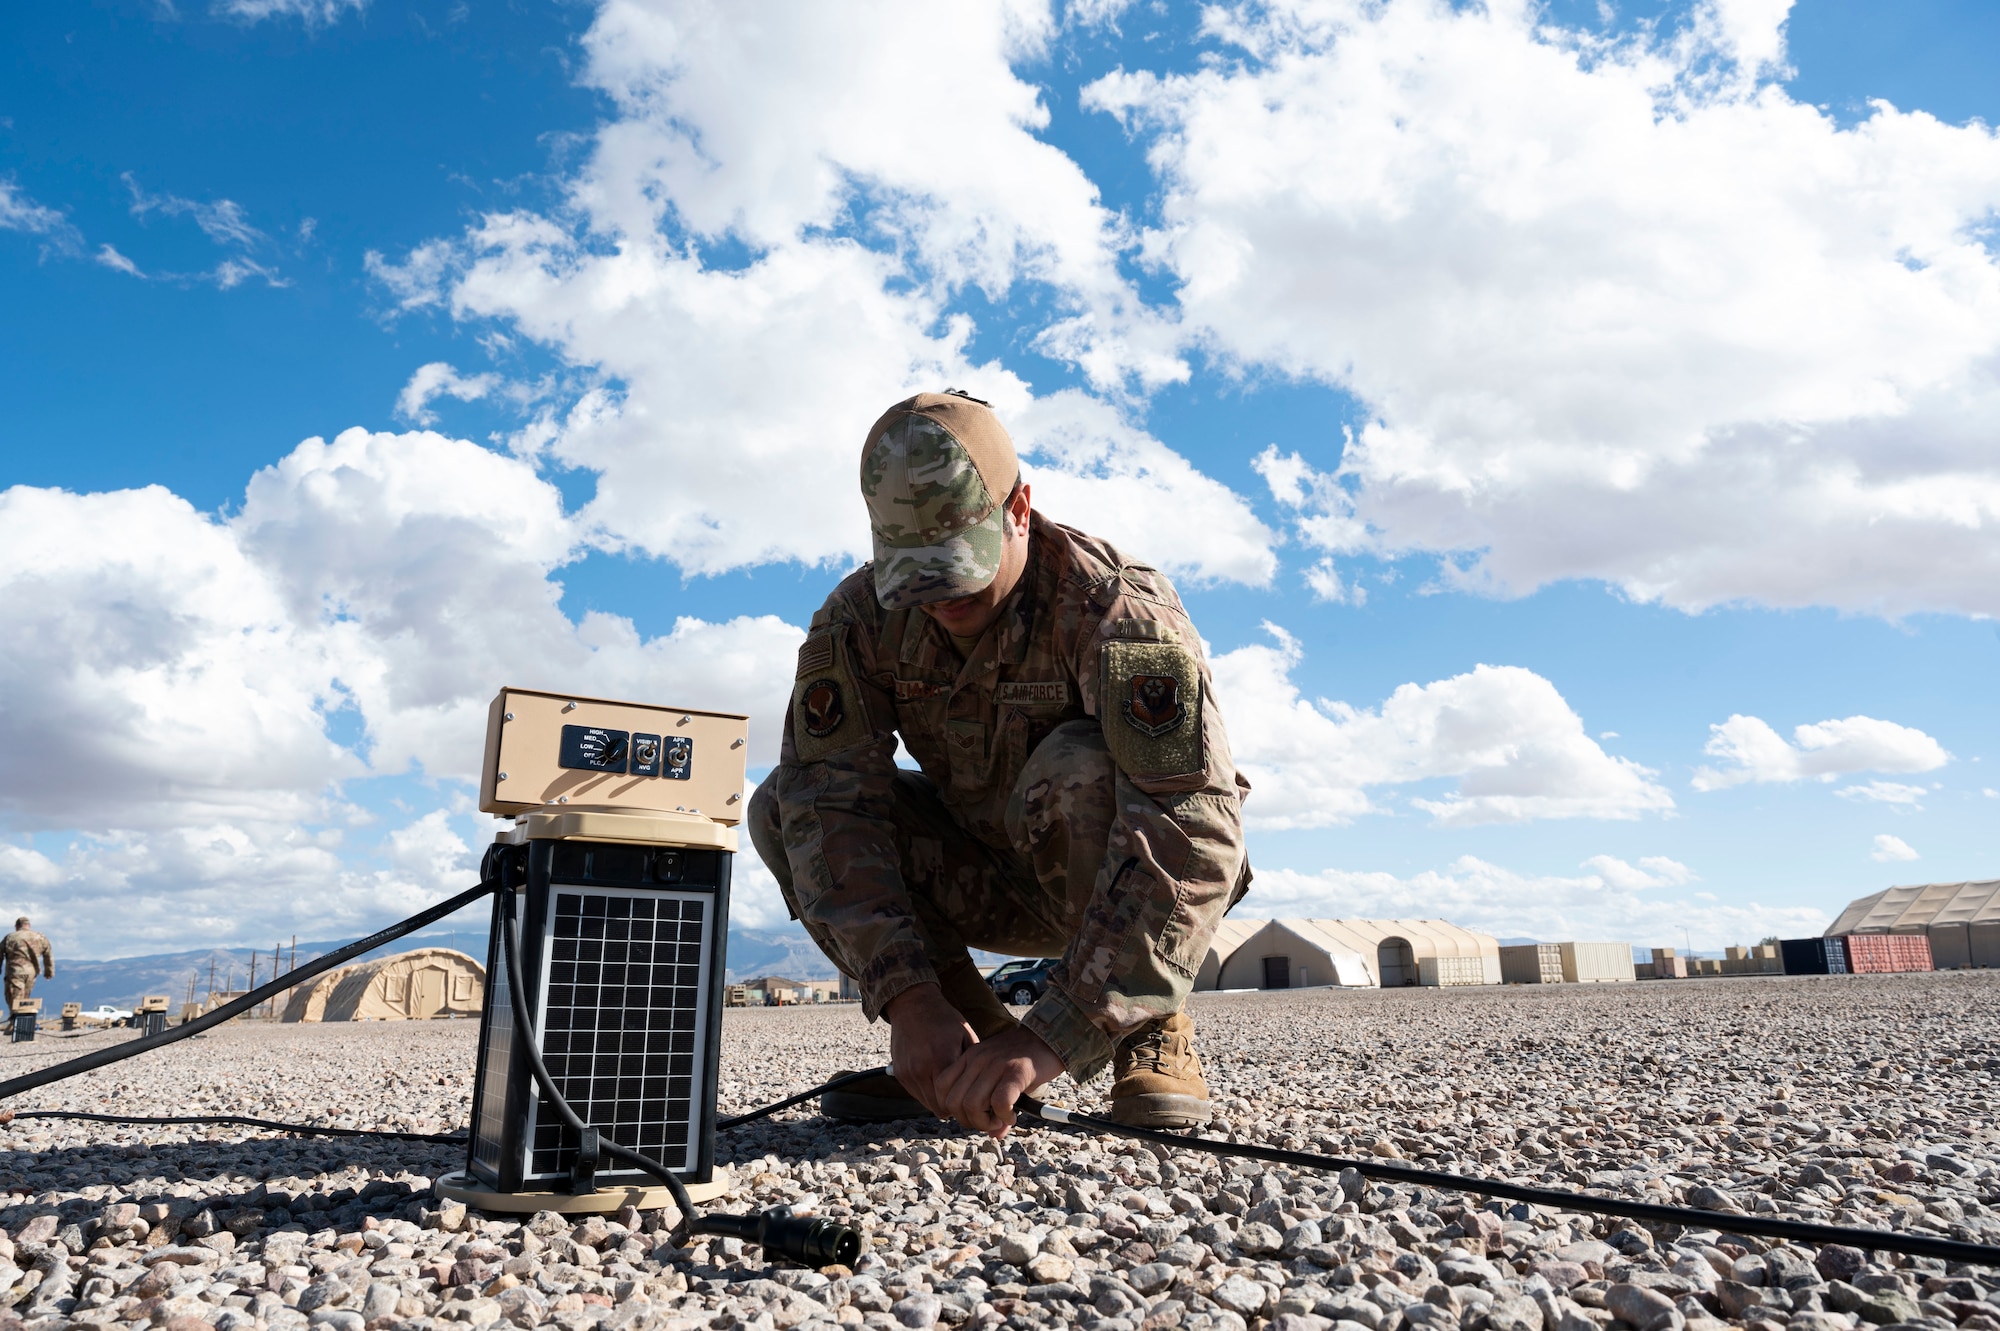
[[1560, 941, 1636, 983], [1930, 923, 1972, 969], [1780, 937, 1848, 975], [1420, 955, 1490, 986], [1839, 933, 1934, 974], [1649, 948, 1688, 978], [1498, 943, 1564, 984]]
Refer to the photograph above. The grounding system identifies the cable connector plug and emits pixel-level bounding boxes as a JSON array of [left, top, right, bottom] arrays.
[[692, 1206, 861, 1268]]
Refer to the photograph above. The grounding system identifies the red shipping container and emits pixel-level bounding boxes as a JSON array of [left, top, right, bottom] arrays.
[[1837, 933, 1934, 973]]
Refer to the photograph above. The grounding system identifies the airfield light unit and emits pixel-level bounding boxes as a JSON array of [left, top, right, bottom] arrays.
[[443, 688, 749, 1217]]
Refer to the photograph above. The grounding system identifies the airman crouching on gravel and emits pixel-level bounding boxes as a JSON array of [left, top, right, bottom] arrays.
[[749, 390, 1250, 1136]]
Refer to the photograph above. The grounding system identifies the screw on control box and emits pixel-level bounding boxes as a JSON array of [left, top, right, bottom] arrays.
[[478, 688, 746, 825]]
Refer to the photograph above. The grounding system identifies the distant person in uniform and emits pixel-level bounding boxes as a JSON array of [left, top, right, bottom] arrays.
[[3, 918, 54, 1034], [751, 391, 1251, 1135]]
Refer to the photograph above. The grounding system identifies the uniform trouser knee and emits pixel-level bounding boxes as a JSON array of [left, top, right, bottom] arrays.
[[1007, 719, 1119, 921]]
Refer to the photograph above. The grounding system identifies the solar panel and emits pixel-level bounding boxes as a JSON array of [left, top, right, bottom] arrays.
[[466, 838, 729, 1195]]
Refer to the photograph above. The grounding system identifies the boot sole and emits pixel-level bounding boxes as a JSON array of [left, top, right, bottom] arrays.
[[1106, 1093, 1213, 1129], [821, 1091, 935, 1123]]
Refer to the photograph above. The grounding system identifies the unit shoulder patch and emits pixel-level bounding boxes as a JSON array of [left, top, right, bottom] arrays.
[[791, 628, 867, 762], [1099, 639, 1203, 779]]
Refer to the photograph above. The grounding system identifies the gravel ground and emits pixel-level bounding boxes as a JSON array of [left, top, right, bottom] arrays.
[[0, 972, 1994, 1331]]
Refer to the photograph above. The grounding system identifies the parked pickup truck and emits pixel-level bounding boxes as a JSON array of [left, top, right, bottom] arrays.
[[84, 1004, 134, 1023]]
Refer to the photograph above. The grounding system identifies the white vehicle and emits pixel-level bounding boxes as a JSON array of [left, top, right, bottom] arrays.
[[85, 1004, 133, 1023]]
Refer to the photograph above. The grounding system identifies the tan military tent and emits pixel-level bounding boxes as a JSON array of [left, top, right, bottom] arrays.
[[280, 966, 353, 1022], [294, 948, 484, 1021], [1211, 919, 1501, 989], [1193, 918, 1265, 991], [1826, 880, 2000, 968]]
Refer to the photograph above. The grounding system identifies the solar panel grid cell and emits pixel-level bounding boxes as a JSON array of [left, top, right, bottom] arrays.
[[528, 888, 708, 1177]]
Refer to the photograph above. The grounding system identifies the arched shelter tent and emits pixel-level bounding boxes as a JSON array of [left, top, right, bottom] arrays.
[[280, 966, 353, 1022], [1193, 918, 1266, 991], [1826, 880, 2000, 969], [1216, 919, 1500, 990], [1212, 920, 1372, 991], [316, 948, 485, 1021]]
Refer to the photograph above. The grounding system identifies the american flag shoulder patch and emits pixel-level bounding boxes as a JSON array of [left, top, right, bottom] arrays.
[[796, 634, 835, 677]]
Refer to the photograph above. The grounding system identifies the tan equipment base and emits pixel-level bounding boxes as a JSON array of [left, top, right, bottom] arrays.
[[433, 1167, 733, 1215]]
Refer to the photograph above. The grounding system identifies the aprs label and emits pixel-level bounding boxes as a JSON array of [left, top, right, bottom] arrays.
[[662, 735, 693, 781], [558, 725, 630, 773]]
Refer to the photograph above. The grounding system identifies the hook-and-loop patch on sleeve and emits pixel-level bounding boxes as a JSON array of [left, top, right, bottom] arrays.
[[1099, 637, 1204, 779], [791, 626, 868, 762]]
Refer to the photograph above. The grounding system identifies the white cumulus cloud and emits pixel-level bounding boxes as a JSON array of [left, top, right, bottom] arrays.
[[395, 362, 503, 426], [1579, 854, 1695, 890], [0, 430, 808, 954], [1836, 780, 1929, 807], [1090, 0, 2000, 617], [1870, 833, 1920, 862], [1692, 713, 1950, 790], [1210, 624, 1672, 828], [373, 0, 1272, 588]]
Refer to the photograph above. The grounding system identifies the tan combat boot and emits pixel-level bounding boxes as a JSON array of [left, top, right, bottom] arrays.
[[821, 961, 1022, 1122], [1106, 1008, 1212, 1128]]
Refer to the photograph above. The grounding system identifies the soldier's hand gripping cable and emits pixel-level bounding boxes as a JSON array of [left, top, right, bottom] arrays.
[[748, 389, 1253, 1137]]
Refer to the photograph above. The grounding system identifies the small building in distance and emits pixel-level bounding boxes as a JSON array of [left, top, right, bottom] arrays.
[[1826, 880, 2000, 969], [1206, 919, 1500, 990], [1500, 941, 1635, 984], [739, 975, 844, 1004], [284, 948, 483, 1021]]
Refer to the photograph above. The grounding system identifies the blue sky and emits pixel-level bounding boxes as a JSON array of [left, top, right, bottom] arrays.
[[4, 0, 1999, 959]]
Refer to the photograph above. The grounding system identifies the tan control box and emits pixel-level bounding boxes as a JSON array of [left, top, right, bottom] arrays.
[[477, 687, 750, 826], [139, 996, 169, 1014], [10, 999, 39, 1015]]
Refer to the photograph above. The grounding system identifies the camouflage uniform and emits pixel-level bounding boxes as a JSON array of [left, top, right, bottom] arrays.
[[2, 927, 53, 1022], [749, 511, 1251, 1083]]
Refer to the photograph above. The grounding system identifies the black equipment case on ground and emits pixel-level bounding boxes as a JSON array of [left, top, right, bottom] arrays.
[[466, 837, 731, 1194]]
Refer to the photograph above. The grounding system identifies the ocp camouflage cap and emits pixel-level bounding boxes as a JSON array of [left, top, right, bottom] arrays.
[[860, 391, 1020, 609]]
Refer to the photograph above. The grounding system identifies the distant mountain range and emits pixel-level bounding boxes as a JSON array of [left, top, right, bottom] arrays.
[[25, 922, 849, 1013]]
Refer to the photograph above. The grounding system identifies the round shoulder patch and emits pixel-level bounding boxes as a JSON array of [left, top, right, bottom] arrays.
[[800, 678, 845, 738]]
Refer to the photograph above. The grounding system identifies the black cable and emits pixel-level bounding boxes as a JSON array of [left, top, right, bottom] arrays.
[[494, 868, 702, 1245], [717, 1067, 890, 1130], [0, 1110, 464, 1144], [1017, 1100, 2000, 1268], [0, 877, 498, 1103], [493, 868, 860, 1266]]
